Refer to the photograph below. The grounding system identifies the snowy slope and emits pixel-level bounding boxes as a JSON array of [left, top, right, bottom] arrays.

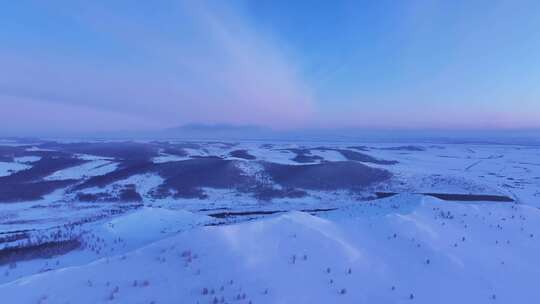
[[0, 161, 30, 177], [99, 207, 213, 246], [0, 207, 213, 285], [44, 160, 118, 181], [2, 195, 539, 304]]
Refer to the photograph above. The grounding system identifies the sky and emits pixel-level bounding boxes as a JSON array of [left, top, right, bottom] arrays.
[[1, 0, 540, 135]]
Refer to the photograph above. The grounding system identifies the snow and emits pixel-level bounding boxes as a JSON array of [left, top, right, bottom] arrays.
[[13, 156, 41, 163], [2, 197, 540, 303], [101, 207, 213, 245], [77, 173, 165, 200], [75, 154, 115, 161], [184, 148, 210, 158], [44, 160, 118, 181], [0, 140, 30, 147], [25, 146, 55, 152], [117, 174, 165, 197], [309, 149, 347, 162], [0, 206, 212, 284], [235, 160, 273, 185], [0, 161, 30, 177], [2, 141, 540, 303], [0, 155, 43, 177], [246, 146, 300, 165], [152, 154, 189, 163]]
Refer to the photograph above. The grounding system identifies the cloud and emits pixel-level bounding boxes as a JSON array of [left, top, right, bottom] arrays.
[[0, 1, 315, 134]]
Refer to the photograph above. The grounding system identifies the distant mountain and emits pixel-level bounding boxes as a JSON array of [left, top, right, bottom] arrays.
[[68, 124, 275, 141], [29, 123, 540, 145], [149, 125, 540, 144], [160, 124, 275, 140]]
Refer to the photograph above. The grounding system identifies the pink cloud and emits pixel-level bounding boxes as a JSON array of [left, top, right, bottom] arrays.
[[0, 1, 315, 134]]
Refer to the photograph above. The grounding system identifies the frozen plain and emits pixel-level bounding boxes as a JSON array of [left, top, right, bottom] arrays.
[[0, 139, 539, 303]]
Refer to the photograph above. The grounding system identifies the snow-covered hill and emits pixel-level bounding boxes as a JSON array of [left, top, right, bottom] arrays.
[[2, 194, 540, 303]]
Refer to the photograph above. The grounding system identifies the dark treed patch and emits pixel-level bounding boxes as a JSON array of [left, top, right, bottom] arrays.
[[172, 187, 208, 199], [306, 147, 397, 165], [375, 192, 514, 202], [263, 161, 391, 191], [208, 210, 283, 218], [7, 164, 81, 207], [76, 192, 115, 202], [20, 150, 70, 159], [73, 161, 154, 190], [188, 155, 223, 160], [253, 187, 307, 201], [154, 158, 252, 199], [0, 145, 29, 158], [347, 146, 370, 151], [229, 149, 256, 160], [425, 193, 514, 202], [0, 156, 87, 184], [0, 180, 78, 202], [302, 208, 337, 213], [0, 155, 13, 162], [160, 147, 188, 157], [118, 185, 143, 202], [70, 157, 391, 201], [293, 154, 323, 163], [150, 183, 206, 200], [39, 142, 161, 161], [374, 192, 397, 199], [169, 142, 202, 150], [0, 145, 70, 161], [377, 145, 426, 152], [280, 148, 323, 163], [0, 239, 80, 265], [333, 149, 398, 165], [148, 187, 174, 199], [75, 185, 142, 203], [0, 232, 29, 245], [74, 157, 245, 198], [207, 207, 337, 219]]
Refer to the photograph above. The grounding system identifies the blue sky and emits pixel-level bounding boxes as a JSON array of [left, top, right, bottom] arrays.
[[1, 0, 539, 134]]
